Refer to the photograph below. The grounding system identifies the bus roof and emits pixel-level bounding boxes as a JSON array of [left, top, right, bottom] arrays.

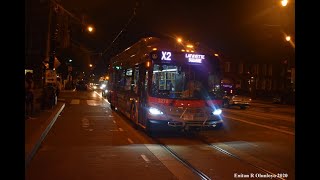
[[110, 37, 215, 68]]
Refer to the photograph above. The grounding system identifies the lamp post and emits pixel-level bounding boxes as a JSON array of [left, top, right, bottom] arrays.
[[43, 0, 96, 107], [41, 0, 60, 109], [48, 2, 59, 71], [279, 0, 295, 99], [281, 0, 288, 7]]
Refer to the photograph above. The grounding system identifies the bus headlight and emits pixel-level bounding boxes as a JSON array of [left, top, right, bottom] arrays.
[[212, 109, 222, 115], [100, 84, 106, 89], [149, 107, 164, 115]]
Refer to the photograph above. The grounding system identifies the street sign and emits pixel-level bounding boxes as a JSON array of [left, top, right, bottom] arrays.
[[43, 56, 61, 69], [45, 70, 57, 84]]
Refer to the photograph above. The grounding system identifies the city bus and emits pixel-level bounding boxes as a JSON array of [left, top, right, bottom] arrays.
[[107, 37, 224, 134]]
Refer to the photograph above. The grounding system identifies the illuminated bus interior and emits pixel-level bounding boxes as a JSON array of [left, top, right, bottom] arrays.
[[151, 63, 220, 100]]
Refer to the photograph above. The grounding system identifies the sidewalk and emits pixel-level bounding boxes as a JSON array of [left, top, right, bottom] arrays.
[[25, 101, 65, 168]]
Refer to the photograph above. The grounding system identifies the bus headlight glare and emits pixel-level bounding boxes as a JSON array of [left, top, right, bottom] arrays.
[[100, 84, 106, 89], [212, 109, 222, 115], [149, 107, 163, 115]]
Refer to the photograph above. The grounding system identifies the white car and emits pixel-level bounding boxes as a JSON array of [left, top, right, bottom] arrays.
[[222, 92, 252, 110]]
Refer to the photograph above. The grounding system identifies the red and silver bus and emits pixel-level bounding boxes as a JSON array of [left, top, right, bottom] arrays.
[[107, 37, 223, 133]]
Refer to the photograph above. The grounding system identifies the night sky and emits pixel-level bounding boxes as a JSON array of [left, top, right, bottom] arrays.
[[59, 0, 295, 74]]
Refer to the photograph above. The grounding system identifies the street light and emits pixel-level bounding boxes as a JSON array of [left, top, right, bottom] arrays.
[[87, 25, 94, 33], [89, 64, 93, 68], [281, 0, 288, 7], [282, 32, 295, 48], [285, 35, 291, 41]]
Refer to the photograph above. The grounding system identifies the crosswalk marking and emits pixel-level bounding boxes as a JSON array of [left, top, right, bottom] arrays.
[[87, 100, 101, 106], [70, 99, 80, 104], [69, 99, 103, 106]]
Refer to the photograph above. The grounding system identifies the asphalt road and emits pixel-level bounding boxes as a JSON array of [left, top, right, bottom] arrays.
[[25, 89, 295, 180]]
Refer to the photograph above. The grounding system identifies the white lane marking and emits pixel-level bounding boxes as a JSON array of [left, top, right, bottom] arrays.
[[127, 138, 134, 144], [81, 118, 90, 128], [87, 100, 101, 106], [119, 128, 124, 131], [225, 109, 295, 122], [70, 99, 80, 104], [109, 110, 199, 179], [141, 154, 150, 163], [223, 115, 295, 136], [113, 120, 116, 124]]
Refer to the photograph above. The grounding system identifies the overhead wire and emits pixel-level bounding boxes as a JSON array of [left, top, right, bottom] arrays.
[[101, 1, 139, 56]]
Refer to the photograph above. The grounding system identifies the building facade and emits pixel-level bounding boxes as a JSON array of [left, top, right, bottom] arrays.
[[221, 59, 295, 102]]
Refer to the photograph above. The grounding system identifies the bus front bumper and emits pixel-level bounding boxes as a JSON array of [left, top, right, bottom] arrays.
[[148, 119, 223, 131]]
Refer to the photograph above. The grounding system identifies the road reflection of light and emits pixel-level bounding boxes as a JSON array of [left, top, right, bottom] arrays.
[[87, 100, 101, 106], [94, 91, 110, 104], [209, 141, 259, 149], [92, 92, 97, 98]]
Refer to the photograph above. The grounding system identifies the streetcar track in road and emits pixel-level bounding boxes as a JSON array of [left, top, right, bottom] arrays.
[[108, 107, 209, 179], [106, 98, 211, 179], [153, 138, 211, 180], [197, 137, 288, 180], [154, 134, 286, 180]]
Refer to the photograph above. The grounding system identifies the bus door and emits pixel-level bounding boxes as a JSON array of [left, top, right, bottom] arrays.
[[137, 64, 148, 126]]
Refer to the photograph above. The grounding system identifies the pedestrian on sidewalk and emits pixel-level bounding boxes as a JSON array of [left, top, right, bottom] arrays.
[[25, 72, 34, 119], [56, 77, 62, 98]]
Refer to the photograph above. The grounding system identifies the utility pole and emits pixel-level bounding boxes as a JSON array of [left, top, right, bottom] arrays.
[[43, 0, 60, 109], [49, 1, 59, 70]]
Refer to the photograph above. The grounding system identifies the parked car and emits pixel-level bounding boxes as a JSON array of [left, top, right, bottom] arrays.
[[272, 95, 282, 104], [222, 89, 252, 109], [76, 80, 88, 91]]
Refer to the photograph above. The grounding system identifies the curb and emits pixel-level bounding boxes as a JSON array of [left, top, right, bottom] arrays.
[[25, 103, 65, 168]]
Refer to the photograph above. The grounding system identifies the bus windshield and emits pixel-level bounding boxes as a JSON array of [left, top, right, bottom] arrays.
[[151, 63, 219, 100]]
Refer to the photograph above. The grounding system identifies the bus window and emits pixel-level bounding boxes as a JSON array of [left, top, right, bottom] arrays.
[[124, 68, 132, 91], [132, 66, 139, 94], [152, 64, 180, 97], [151, 63, 218, 99]]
